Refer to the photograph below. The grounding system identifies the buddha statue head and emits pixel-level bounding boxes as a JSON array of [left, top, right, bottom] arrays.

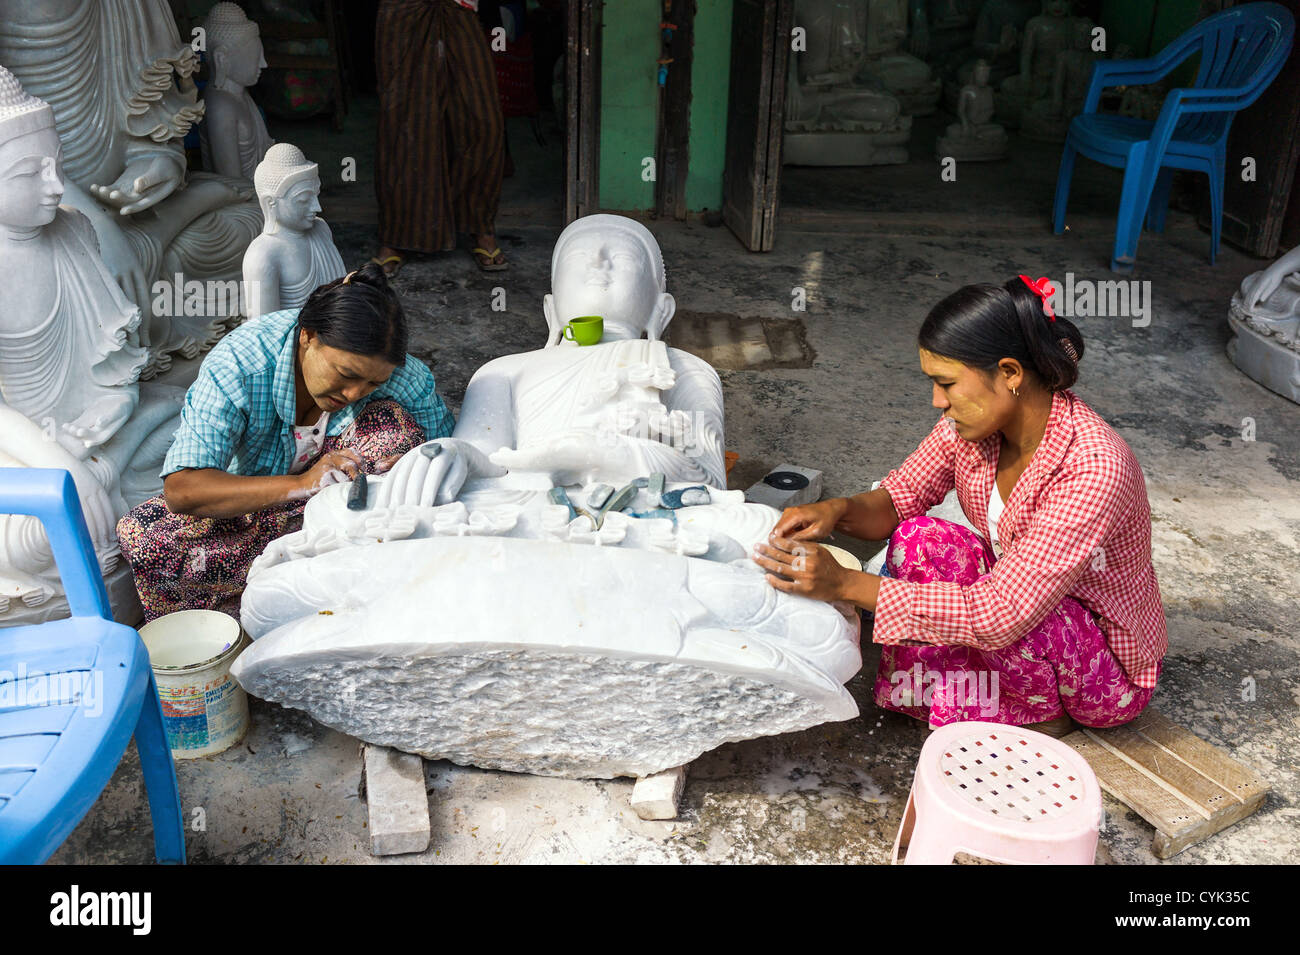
[[0, 66, 63, 232], [544, 214, 675, 345], [205, 2, 266, 91], [972, 58, 991, 88], [254, 143, 322, 236]]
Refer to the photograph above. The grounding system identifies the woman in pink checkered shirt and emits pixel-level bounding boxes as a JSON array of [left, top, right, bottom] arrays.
[[752, 276, 1167, 734]]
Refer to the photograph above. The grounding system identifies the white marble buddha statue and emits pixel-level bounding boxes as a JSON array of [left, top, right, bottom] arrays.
[[997, 0, 1085, 127], [936, 59, 1007, 160], [1229, 246, 1300, 403], [785, 0, 911, 166], [0, 0, 263, 378], [0, 68, 184, 621], [242, 144, 346, 318], [1021, 14, 1095, 141], [860, 0, 941, 114], [200, 2, 274, 182], [377, 214, 727, 507]]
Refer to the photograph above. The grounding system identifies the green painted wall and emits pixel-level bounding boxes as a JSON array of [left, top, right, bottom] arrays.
[[599, 0, 734, 213], [599, 0, 661, 211], [686, 0, 734, 212]]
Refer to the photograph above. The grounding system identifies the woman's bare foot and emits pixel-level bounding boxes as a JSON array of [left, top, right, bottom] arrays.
[[370, 245, 404, 278]]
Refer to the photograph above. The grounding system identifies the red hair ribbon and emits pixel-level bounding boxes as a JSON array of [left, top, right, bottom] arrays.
[[1018, 274, 1056, 321]]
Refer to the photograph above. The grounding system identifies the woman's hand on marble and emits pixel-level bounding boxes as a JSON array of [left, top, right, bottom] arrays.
[[751, 535, 851, 602], [771, 497, 849, 541], [296, 449, 361, 497], [375, 439, 507, 509], [89, 155, 183, 215]]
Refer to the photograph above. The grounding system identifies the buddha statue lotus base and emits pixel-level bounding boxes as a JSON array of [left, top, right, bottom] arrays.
[[783, 117, 913, 166], [231, 478, 862, 778]]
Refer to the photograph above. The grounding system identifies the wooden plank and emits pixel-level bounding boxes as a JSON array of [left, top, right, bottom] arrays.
[[1152, 790, 1268, 860], [361, 744, 431, 856], [1124, 710, 1270, 802], [655, 0, 695, 221], [1084, 724, 1236, 818], [1061, 731, 1201, 835]]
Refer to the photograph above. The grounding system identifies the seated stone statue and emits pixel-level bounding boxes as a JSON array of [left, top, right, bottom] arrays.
[[0, 67, 184, 623], [945, 0, 1039, 108], [242, 144, 346, 318], [936, 59, 1008, 161], [860, 0, 942, 115], [785, 0, 912, 166], [229, 214, 862, 778], [1021, 15, 1095, 141], [200, 2, 274, 181], [1227, 245, 1300, 403], [0, 0, 263, 379], [996, 0, 1081, 128]]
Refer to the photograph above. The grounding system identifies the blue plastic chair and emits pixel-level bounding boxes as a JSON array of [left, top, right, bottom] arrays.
[[0, 469, 184, 864], [1052, 2, 1295, 273]]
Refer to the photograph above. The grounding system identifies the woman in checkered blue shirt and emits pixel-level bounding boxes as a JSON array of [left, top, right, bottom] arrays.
[[752, 276, 1167, 734], [117, 264, 454, 622]]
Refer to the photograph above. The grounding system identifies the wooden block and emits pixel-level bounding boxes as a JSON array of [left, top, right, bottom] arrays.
[[1062, 710, 1270, 859], [630, 765, 687, 820], [361, 744, 431, 856]]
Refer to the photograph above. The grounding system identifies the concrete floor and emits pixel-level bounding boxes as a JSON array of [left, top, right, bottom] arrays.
[[51, 106, 1300, 865]]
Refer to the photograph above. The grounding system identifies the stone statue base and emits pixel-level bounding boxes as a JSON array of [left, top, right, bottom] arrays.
[[1227, 309, 1300, 405], [784, 120, 912, 166], [936, 125, 1008, 162], [1, 562, 143, 629]]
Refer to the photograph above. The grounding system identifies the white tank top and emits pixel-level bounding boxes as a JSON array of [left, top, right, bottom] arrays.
[[987, 480, 1005, 556]]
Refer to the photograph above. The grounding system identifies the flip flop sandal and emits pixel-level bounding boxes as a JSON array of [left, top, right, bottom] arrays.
[[471, 246, 508, 271], [368, 254, 404, 278]]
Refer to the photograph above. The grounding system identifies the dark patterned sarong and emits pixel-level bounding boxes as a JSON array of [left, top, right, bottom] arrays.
[[118, 400, 426, 623], [375, 0, 505, 252]]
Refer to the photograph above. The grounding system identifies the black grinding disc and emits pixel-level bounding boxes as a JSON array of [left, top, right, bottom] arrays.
[[763, 470, 809, 491]]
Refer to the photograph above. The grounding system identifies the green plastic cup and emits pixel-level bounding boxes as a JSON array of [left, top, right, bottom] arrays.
[[562, 315, 603, 346]]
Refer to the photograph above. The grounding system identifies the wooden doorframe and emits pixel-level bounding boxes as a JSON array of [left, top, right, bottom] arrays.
[[721, 0, 793, 252], [656, 0, 696, 220], [564, 0, 603, 223]]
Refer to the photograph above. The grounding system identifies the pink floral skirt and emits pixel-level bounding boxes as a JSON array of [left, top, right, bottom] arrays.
[[872, 516, 1159, 729]]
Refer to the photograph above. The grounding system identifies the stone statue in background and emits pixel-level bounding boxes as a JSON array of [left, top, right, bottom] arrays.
[[996, 0, 1079, 127], [243, 144, 345, 318], [230, 213, 862, 779], [944, 0, 1039, 106], [1228, 245, 1300, 403], [1021, 15, 1096, 141], [785, 0, 912, 166], [0, 0, 263, 378], [936, 59, 1008, 160], [0, 67, 184, 624], [200, 2, 273, 181], [861, 0, 941, 114]]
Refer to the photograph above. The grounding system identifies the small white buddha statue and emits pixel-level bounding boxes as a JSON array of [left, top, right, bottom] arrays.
[[200, 2, 274, 181], [0, 67, 184, 620], [1228, 245, 1300, 403], [936, 59, 1008, 161], [242, 143, 346, 318]]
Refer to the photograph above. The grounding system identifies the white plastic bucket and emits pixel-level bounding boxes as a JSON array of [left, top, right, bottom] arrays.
[[139, 610, 250, 759]]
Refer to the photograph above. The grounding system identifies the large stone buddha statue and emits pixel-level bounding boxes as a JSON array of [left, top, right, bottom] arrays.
[[242, 143, 346, 318], [200, 2, 274, 182], [785, 0, 912, 166], [0, 67, 184, 624], [860, 0, 941, 114], [0, 0, 263, 377], [229, 214, 862, 779]]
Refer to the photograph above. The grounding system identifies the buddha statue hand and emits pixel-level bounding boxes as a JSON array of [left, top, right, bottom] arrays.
[[489, 428, 640, 487], [374, 438, 507, 509], [90, 154, 184, 216], [1241, 267, 1288, 312]]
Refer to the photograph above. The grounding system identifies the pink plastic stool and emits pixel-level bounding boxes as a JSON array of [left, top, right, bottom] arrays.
[[892, 721, 1102, 865]]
